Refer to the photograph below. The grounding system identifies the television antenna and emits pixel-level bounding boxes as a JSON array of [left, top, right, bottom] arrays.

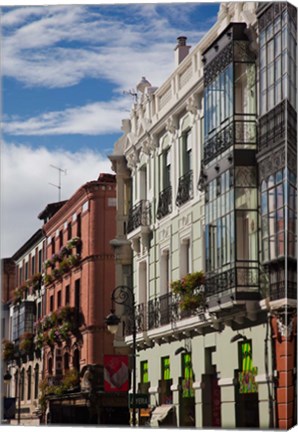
[[123, 89, 138, 103], [49, 164, 67, 201]]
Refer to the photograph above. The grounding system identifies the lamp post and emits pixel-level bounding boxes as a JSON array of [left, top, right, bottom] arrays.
[[105, 285, 137, 427], [3, 368, 21, 425]]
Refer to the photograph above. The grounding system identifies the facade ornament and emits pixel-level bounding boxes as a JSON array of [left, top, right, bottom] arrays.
[[126, 146, 139, 170], [186, 95, 199, 116], [142, 133, 157, 156], [165, 116, 178, 135]]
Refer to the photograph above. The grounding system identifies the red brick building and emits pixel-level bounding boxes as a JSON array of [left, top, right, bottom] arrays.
[[38, 173, 129, 425]]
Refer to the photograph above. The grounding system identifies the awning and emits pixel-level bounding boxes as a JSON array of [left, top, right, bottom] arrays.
[[150, 404, 175, 427]]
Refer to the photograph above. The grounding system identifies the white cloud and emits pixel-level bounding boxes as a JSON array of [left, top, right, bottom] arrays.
[[2, 4, 213, 90], [0, 142, 112, 257], [3, 99, 130, 135]]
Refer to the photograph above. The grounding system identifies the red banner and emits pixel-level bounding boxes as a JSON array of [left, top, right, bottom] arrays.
[[104, 355, 129, 392]]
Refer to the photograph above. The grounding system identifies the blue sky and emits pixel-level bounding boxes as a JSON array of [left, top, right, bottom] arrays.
[[1, 2, 220, 257]]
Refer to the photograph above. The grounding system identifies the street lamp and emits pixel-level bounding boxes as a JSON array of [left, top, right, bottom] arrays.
[[3, 369, 21, 425], [105, 285, 137, 427]]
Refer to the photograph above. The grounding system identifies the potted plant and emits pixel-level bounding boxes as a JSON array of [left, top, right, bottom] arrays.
[[2, 339, 15, 361], [171, 271, 205, 312], [68, 254, 80, 267], [43, 274, 53, 286], [19, 332, 34, 356], [59, 258, 70, 274]]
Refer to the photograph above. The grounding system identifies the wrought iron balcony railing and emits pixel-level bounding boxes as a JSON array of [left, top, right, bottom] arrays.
[[156, 186, 172, 219], [205, 266, 259, 297], [127, 200, 151, 234], [176, 170, 193, 207], [125, 291, 202, 335]]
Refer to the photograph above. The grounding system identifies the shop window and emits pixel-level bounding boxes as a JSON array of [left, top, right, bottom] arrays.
[[159, 356, 172, 405], [141, 361, 149, 384]]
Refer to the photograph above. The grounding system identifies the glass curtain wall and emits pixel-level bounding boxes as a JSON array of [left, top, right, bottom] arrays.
[[203, 35, 258, 296]]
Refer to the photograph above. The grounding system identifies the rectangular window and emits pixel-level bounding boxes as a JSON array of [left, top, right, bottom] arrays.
[[141, 360, 149, 384], [75, 279, 80, 310], [50, 295, 54, 312], [163, 149, 171, 189], [57, 291, 61, 309], [67, 222, 72, 241], [38, 250, 42, 273], [77, 213, 81, 237], [25, 262, 29, 281], [161, 356, 171, 380], [51, 237, 55, 255], [31, 255, 35, 275], [181, 353, 194, 398], [65, 285, 70, 305], [182, 130, 192, 174], [59, 230, 63, 248]]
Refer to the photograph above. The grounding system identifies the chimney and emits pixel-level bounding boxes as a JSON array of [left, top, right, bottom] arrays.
[[175, 36, 191, 66]]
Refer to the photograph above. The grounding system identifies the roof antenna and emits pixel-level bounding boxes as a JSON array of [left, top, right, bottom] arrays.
[[49, 164, 67, 201]]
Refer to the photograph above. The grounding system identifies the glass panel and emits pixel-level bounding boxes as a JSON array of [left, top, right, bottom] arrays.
[[262, 237, 269, 262], [276, 208, 284, 232], [236, 211, 258, 261], [267, 39, 274, 64], [235, 188, 257, 209], [268, 188, 276, 212], [276, 184, 283, 208], [269, 236, 276, 259], [269, 212, 276, 236], [262, 216, 269, 237], [275, 32, 281, 56], [261, 192, 268, 215]]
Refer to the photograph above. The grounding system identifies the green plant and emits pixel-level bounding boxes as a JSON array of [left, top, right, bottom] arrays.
[[19, 332, 34, 354], [43, 274, 53, 286], [59, 259, 70, 274], [62, 368, 79, 389], [67, 254, 80, 267], [2, 339, 15, 361], [171, 271, 205, 311]]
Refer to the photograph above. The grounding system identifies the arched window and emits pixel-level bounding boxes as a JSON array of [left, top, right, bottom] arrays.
[[34, 364, 39, 399], [73, 349, 80, 372], [14, 371, 18, 399], [20, 369, 25, 401], [64, 352, 69, 372], [48, 357, 53, 376], [27, 366, 32, 400]]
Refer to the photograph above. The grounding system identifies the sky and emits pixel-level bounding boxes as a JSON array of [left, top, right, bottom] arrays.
[[1, 1, 220, 258]]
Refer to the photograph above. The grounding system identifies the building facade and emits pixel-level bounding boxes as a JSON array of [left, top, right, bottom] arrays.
[[4, 229, 45, 425], [39, 172, 129, 425], [110, 2, 296, 429]]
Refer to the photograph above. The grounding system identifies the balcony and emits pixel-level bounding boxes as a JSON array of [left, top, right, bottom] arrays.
[[156, 186, 172, 220], [176, 170, 193, 207], [125, 291, 203, 336], [127, 200, 151, 234], [205, 266, 259, 299]]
